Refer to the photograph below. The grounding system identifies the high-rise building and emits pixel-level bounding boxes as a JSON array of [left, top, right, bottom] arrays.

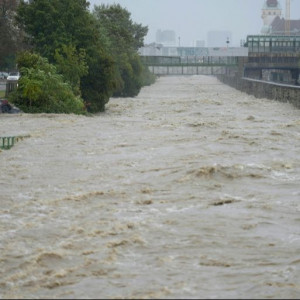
[[156, 30, 176, 47]]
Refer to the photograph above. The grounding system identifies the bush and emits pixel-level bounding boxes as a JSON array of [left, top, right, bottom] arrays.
[[113, 54, 153, 97], [140, 64, 156, 87], [80, 49, 117, 112], [9, 52, 85, 114]]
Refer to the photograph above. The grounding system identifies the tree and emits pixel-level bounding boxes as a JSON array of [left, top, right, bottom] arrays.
[[15, 1, 154, 113], [0, 0, 18, 17], [16, 0, 90, 60], [16, 0, 117, 112], [80, 49, 116, 112], [0, 0, 23, 69], [93, 4, 149, 97], [93, 4, 148, 55], [54, 44, 88, 96]]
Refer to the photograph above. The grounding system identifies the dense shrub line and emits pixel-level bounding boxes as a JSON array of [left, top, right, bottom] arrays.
[[1, 0, 155, 114]]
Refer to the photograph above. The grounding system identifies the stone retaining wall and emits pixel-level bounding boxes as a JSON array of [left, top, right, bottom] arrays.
[[217, 74, 300, 109]]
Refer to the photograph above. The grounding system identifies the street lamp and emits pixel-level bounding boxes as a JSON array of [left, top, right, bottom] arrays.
[[226, 37, 230, 48]]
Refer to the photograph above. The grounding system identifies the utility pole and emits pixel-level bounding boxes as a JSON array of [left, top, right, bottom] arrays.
[[285, 0, 291, 35]]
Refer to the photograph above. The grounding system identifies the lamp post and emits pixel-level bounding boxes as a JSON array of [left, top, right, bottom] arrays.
[[226, 37, 230, 48]]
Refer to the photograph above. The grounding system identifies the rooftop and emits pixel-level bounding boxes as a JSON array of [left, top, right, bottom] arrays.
[[263, 0, 281, 9], [271, 16, 300, 35]]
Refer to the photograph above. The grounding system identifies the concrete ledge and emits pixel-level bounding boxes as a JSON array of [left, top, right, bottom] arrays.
[[217, 74, 300, 109]]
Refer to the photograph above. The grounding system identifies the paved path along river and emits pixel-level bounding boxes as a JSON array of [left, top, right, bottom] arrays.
[[0, 76, 299, 299]]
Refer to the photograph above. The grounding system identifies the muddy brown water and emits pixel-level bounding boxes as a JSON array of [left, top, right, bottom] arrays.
[[0, 76, 299, 299]]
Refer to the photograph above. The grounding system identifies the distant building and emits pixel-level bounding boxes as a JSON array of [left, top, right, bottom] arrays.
[[261, 0, 300, 35], [269, 16, 300, 35], [261, 0, 282, 34], [207, 31, 232, 47], [247, 35, 300, 53], [196, 40, 205, 47], [156, 30, 176, 47]]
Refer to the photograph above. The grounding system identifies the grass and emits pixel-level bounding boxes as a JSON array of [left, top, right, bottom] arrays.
[[0, 90, 5, 98]]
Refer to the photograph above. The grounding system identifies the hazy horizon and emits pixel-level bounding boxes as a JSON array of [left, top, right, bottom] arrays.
[[88, 0, 300, 47]]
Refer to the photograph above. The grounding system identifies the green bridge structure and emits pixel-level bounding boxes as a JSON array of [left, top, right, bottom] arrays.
[[140, 56, 239, 76]]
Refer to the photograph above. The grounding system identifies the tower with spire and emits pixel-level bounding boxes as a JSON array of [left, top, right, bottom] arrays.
[[261, 0, 282, 34]]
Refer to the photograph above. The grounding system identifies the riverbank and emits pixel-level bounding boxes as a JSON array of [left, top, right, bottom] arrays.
[[217, 73, 300, 109]]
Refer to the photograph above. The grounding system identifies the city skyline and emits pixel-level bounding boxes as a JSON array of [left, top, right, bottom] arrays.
[[89, 0, 300, 47]]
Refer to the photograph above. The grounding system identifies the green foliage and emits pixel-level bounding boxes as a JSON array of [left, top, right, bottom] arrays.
[[17, 0, 118, 112], [114, 54, 142, 97], [15, 1, 155, 113], [10, 52, 85, 114], [0, 0, 23, 69], [16, 0, 92, 60], [93, 4, 151, 98], [54, 44, 88, 96], [80, 48, 117, 112], [93, 4, 148, 54], [140, 65, 156, 87], [0, 54, 17, 71]]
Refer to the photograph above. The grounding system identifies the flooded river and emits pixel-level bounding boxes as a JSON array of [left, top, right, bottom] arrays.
[[0, 76, 299, 299]]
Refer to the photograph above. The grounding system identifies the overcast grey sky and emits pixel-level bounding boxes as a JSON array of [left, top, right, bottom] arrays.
[[88, 0, 300, 46]]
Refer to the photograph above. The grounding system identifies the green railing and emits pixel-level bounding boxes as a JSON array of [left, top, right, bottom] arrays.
[[140, 55, 239, 67], [0, 135, 30, 150]]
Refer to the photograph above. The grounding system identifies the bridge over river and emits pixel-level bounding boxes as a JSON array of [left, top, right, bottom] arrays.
[[141, 55, 238, 75], [141, 53, 300, 84], [1, 75, 299, 299]]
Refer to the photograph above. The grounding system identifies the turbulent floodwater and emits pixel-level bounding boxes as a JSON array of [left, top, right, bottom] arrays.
[[0, 76, 300, 299]]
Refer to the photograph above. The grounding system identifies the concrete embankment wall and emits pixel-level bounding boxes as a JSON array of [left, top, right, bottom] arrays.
[[217, 74, 300, 109]]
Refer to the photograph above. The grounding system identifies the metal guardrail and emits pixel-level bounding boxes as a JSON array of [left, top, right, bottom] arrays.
[[0, 137, 17, 150], [242, 77, 300, 89], [140, 56, 239, 67], [0, 135, 30, 150]]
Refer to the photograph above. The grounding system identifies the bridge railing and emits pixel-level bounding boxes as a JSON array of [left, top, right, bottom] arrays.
[[140, 56, 239, 66], [0, 135, 30, 150], [0, 136, 19, 150]]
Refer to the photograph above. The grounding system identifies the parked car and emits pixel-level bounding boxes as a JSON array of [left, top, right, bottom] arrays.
[[0, 72, 8, 79], [7, 71, 20, 81]]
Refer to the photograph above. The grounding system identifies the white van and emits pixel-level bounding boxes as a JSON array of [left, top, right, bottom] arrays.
[[7, 71, 20, 81]]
